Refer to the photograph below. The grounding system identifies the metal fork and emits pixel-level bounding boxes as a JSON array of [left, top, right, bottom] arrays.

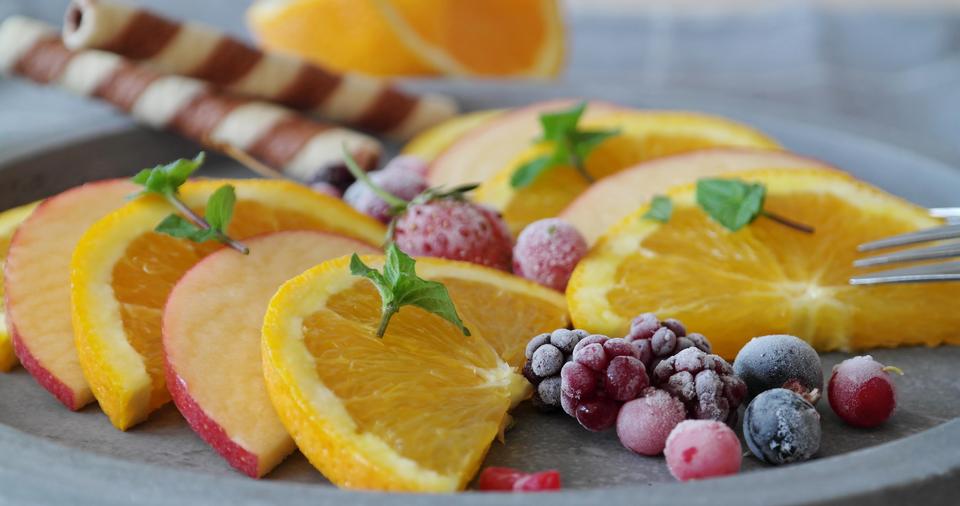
[[850, 208, 960, 285]]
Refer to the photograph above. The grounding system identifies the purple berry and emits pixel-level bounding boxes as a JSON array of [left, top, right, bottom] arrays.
[[575, 397, 619, 432], [524, 333, 551, 359], [651, 327, 678, 357], [617, 389, 686, 456], [537, 376, 562, 407], [626, 313, 660, 341], [743, 388, 821, 465], [560, 361, 597, 399], [343, 166, 427, 223], [522, 329, 590, 412], [654, 347, 746, 425], [512, 218, 588, 292], [662, 318, 686, 337], [603, 338, 641, 360], [549, 328, 581, 354], [572, 334, 608, 356], [560, 391, 578, 417], [531, 344, 564, 377], [734, 334, 823, 404], [574, 343, 609, 372], [623, 313, 711, 370], [604, 356, 648, 401]]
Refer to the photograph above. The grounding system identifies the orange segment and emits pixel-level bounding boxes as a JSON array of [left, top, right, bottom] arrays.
[[475, 111, 780, 234], [262, 256, 567, 491], [568, 169, 960, 360], [71, 179, 385, 430], [0, 201, 39, 372]]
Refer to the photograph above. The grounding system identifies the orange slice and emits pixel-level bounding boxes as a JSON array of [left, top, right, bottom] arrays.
[[262, 255, 568, 491], [567, 168, 960, 360], [402, 109, 503, 162], [247, 0, 564, 77], [475, 111, 780, 234], [0, 200, 39, 372], [71, 179, 385, 430]]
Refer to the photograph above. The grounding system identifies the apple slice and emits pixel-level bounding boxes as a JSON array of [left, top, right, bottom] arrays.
[[0, 200, 39, 372], [163, 230, 378, 478], [559, 148, 833, 245], [426, 99, 621, 188], [4, 180, 136, 408]]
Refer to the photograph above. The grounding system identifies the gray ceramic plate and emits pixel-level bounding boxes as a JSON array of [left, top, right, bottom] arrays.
[[1, 82, 958, 506]]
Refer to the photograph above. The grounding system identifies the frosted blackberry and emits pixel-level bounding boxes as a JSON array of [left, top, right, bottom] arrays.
[[523, 329, 590, 411], [734, 334, 823, 404], [743, 388, 821, 465], [624, 313, 712, 370], [653, 347, 746, 425]]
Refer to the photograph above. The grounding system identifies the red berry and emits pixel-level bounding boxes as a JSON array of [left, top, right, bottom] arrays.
[[477, 467, 524, 491], [828, 355, 899, 428], [617, 388, 686, 456], [560, 361, 596, 399], [574, 342, 609, 372], [512, 218, 587, 291], [575, 397, 620, 431], [604, 356, 647, 401], [513, 470, 562, 492], [393, 200, 513, 271], [665, 420, 742, 481]]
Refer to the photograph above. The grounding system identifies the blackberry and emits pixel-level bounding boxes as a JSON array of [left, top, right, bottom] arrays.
[[559, 334, 651, 431], [652, 347, 747, 425], [522, 329, 589, 411], [623, 313, 711, 371]]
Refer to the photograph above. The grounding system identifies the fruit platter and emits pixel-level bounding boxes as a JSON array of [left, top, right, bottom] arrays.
[[1, 3, 960, 505]]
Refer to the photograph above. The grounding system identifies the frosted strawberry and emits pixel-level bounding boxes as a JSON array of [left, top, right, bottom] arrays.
[[513, 218, 588, 291]]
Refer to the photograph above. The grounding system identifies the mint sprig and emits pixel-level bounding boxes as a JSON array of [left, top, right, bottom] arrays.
[[510, 101, 620, 189], [696, 178, 814, 233], [131, 153, 250, 254], [644, 195, 673, 223], [350, 243, 471, 338]]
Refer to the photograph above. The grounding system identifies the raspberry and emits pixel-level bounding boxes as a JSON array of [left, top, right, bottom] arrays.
[[665, 420, 742, 481], [343, 167, 427, 223], [623, 313, 711, 370], [560, 333, 650, 431], [512, 218, 588, 291], [733, 334, 823, 404], [828, 355, 900, 428], [743, 388, 820, 465], [523, 329, 589, 411], [616, 388, 686, 456], [477, 467, 561, 492], [394, 200, 513, 271], [653, 347, 746, 425]]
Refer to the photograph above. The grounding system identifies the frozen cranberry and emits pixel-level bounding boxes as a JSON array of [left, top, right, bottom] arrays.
[[616, 388, 686, 456], [512, 218, 587, 292], [477, 467, 561, 492], [665, 420, 742, 481], [828, 355, 901, 428]]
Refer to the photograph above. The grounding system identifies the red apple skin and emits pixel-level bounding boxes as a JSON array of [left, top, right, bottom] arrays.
[[4, 179, 136, 410]]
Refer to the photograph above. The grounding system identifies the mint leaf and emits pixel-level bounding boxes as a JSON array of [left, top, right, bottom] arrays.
[[696, 178, 766, 231], [204, 184, 236, 232], [539, 101, 587, 141], [154, 214, 219, 243], [644, 195, 673, 223], [350, 244, 471, 338], [132, 152, 205, 196], [510, 154, 558, 189], [571, 128, 620, 159]]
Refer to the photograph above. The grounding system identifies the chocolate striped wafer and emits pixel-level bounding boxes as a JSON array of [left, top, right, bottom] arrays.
[[1, 16, 381, 188], [62, 0, 459, 140]]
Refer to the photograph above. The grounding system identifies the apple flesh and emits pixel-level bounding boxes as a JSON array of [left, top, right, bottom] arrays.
[[4, 180, 136, 408], [163, 230, 378, 478], [0, 201, 39, 372], [426, 99, 621, 188], [559, 148, 834, 245]]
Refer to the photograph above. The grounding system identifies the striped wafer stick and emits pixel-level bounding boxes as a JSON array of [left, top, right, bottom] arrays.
[[0, 16, 381, 187], [62, 0, 459, 140]]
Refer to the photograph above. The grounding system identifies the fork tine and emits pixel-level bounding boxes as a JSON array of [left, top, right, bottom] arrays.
[[929, 207, 960, 219], [854, 241, 960, 267], [849, 260, 960, 285], [857, 224, 960, 252]]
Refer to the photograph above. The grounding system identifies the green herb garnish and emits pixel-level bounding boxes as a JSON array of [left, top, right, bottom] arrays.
[[696, 178, 814, 233], [350, 243, 471, 338], [644, 195, 673, 223], [131, 152, 250, 254], [510, 102, 620, 189]]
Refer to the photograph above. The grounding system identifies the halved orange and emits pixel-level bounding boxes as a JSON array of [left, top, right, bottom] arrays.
[[261, 255, 568, 491], [0, 201, 39, 372], [475, 111, 780, 234], [247, 0, 564, 77], [567, 168, 960, 360], [71, 179, 385, 430]]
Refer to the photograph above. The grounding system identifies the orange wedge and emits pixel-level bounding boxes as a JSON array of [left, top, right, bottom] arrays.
[[71, 179, 385, 430], [567, 169, 960, 360], [475, 111, 780, 234], [0, 201, 39, 372], [261, 255, 568, 491], [247, 0, 564, 77]]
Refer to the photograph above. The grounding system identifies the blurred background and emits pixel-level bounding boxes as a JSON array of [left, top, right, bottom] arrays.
[[1, 0, 958, 164]]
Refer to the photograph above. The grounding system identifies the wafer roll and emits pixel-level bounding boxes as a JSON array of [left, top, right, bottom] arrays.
[[1, 16, 380, 187], [62, 0, 459, 140]]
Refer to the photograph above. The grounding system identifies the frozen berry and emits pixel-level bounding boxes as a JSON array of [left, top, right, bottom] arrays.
[[572, 334, 608, 356], [531, 344, 564, 377], [537, 377, 562, 408], [512, 218, 588, 292], [394, 199, 513, 271], [653, 347, 746, 425], [523, 329, 589, 411], [573, 342, 609, 372], [382, 154, 429, 178], [603, 338, 642, 360], [828, 355, 901, 428], [343, 167, 427, 223], [734, 334, 823, 404], [514, 470, 561, 491], [525, 333, 551, 359], [575, 396, 620, 432], [665, 420, 742, 481], [743, 388, 821, 465], [477, 467, 561, 492], [604, 356, 648, 401], [617, 388, 686, 456], [549, 328, 583, 354], [624, 313, 712, 370], [560, 361, 596, 399], [310, 181, 342, 198]]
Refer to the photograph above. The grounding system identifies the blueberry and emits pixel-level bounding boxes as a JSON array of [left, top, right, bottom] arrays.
[[743, 388, 820, 465], [733, 334, 823, 403]]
